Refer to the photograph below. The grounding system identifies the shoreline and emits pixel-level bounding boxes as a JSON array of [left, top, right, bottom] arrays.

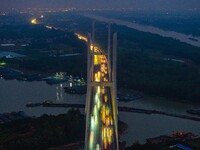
[[82, 14, 200, 47]]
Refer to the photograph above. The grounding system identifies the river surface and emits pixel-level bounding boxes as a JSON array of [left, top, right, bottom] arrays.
[[83, 14, 200, 48], [0, 79, 200, 146]]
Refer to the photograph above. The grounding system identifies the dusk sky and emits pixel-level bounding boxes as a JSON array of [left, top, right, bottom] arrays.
[[0, 0, 200, 11]]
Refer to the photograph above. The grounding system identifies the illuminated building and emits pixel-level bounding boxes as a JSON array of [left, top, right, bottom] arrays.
[[85, 23, 119, 150]]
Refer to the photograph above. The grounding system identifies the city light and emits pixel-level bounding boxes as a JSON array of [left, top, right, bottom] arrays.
[[75, 33, 88, 42], [0, 62, 6, 66], [31, 18, 37, 24], [45, 26, 53, 29]]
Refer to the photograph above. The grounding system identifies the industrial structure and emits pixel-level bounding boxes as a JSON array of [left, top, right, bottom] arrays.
[[85, 23, 119, 150]]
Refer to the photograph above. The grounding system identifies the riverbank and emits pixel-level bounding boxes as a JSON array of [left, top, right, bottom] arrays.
[[0, 109, 127, 150], [1, 79, 200, 145], [71, 15, 200, 104], [119, 89, 200, 105], [82, 14, 200, 47], [126, 132, 200, 150]]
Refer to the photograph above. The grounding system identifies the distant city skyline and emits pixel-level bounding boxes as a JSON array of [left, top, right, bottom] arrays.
[[0, 0, 200, 11]]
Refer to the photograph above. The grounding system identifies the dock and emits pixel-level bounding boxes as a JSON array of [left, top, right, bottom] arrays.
[[26, 102, 200, 122]]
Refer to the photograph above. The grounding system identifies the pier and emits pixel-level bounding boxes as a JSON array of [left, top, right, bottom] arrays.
[[26, 102, 200, 122]]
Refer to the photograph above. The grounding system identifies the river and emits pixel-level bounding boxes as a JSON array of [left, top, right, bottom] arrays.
[[0, 79, 200, 146], [82, 14, 200, 48]]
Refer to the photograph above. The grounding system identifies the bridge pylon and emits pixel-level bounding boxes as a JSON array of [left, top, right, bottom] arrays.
[[85, 23, 119, 150]]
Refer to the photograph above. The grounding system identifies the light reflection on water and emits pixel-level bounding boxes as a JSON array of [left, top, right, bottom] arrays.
[[56, 84, 64, 101]]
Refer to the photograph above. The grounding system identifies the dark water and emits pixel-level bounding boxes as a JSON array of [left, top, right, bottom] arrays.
[[0, 79, 200, 145], [0, 79, 85, 116]]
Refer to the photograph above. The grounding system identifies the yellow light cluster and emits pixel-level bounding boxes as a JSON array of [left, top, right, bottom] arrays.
[[100, 87, 114, 149], [94, 71, 101, 82], [78, 32, 115, 149], [75, 33, 88, 42], [94, 55, 102, 65], [31, 18, 37, 24], [102, 125, 114, 149]]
